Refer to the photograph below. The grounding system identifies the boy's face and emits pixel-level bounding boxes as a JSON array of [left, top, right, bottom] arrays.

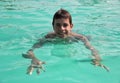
[[53, 18, 73, 38]]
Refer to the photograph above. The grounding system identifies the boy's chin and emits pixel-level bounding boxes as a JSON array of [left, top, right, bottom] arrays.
[[57, 34, 67, 38]]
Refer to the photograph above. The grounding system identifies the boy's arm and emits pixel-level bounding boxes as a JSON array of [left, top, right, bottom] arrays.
[[22, 37, 47, 75], [30, 32, 55, 51], [22, 37, 46, 58], [81, 36, 101, 61], [77, 35, 109, 71], [75, 34, 101, 61], [29, 37, 47, 51], [23, 32, 54, 59]]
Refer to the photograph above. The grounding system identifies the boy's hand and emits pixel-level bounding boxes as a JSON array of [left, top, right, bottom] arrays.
[[91, 59, 110, 72], [27, 59, 46, 75], [22, 50, 35, 59], [22, 50, 45, 75]]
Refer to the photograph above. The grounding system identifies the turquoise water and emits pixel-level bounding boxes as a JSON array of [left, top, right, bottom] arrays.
[[0, 0, 120, 83]]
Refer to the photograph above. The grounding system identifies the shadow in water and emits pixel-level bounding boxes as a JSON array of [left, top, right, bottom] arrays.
[[77, 0, 107, 6], [74, 59, 91, 63]]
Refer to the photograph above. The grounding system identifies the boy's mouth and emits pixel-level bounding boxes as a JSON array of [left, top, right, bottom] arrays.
[[57, 31, 67, 35], [56, 31, 68, 38]]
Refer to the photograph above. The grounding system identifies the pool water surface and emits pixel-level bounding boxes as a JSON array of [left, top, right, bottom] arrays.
[[0, 0, 120, 83]]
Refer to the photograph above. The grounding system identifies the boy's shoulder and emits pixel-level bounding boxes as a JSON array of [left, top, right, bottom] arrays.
[[45, 32, 56, 38], [71, 32, 91, 41], [71, 32, 85, 38]]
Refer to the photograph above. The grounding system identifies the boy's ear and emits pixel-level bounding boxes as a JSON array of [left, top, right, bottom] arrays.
[[71, 24, 73, 28]]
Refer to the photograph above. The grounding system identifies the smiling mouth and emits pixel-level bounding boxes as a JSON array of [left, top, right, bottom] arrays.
[[58, 32, 64, 35], [57, 32, 66, 36], [56, 31, 68, 38], [57, 30, 68, 35]]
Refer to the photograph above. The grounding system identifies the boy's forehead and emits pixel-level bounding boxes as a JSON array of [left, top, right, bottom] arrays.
[[54, 18, 70, 23]]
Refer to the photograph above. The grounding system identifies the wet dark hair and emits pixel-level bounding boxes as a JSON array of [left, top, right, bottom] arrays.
[[52, 9, 72, 26]]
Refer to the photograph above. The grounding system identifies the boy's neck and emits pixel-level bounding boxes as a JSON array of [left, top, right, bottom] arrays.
[[56, 32, 72, 38]]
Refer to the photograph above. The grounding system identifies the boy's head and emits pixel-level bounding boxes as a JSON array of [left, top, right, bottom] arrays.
[[52, 9, 72, 26], [52, 9, 73, 38]]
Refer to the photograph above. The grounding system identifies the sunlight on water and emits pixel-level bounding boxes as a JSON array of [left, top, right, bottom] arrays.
[[0, 0, 120, 83]]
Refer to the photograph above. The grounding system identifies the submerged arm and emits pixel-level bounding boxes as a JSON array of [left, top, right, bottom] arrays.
[[22, 37, 46, 59], [81, 36, 101, 61], [23, 32, 54, 59], [22, 37, 47, 75], [75, 34, 101, 61], [77, 35, 109, 71], [30, 37, 47, 51]]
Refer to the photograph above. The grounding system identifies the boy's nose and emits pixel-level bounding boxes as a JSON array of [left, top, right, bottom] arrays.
[[60, 26, 65, 30]]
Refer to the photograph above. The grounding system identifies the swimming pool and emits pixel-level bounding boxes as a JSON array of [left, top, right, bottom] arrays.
[[0, 0, 120, 83]]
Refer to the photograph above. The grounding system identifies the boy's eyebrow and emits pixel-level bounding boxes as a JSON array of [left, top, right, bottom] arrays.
[[55, 23, 60, 24], [55, 23, 68, 24]]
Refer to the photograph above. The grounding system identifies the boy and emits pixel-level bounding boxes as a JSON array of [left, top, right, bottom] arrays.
[[22, 9, 109, 75]]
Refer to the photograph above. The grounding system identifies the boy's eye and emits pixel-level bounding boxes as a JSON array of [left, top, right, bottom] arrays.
[[56, 23, 68, 27], [56, 23, 61, 27], [63, 23, 68, 27]]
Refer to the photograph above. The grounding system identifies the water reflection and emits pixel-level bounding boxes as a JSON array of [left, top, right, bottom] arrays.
[[77, 0, 120, 5], [1, 0, 120, 11], [0, 0, 16, 2], [0, 0, 17, 10]]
